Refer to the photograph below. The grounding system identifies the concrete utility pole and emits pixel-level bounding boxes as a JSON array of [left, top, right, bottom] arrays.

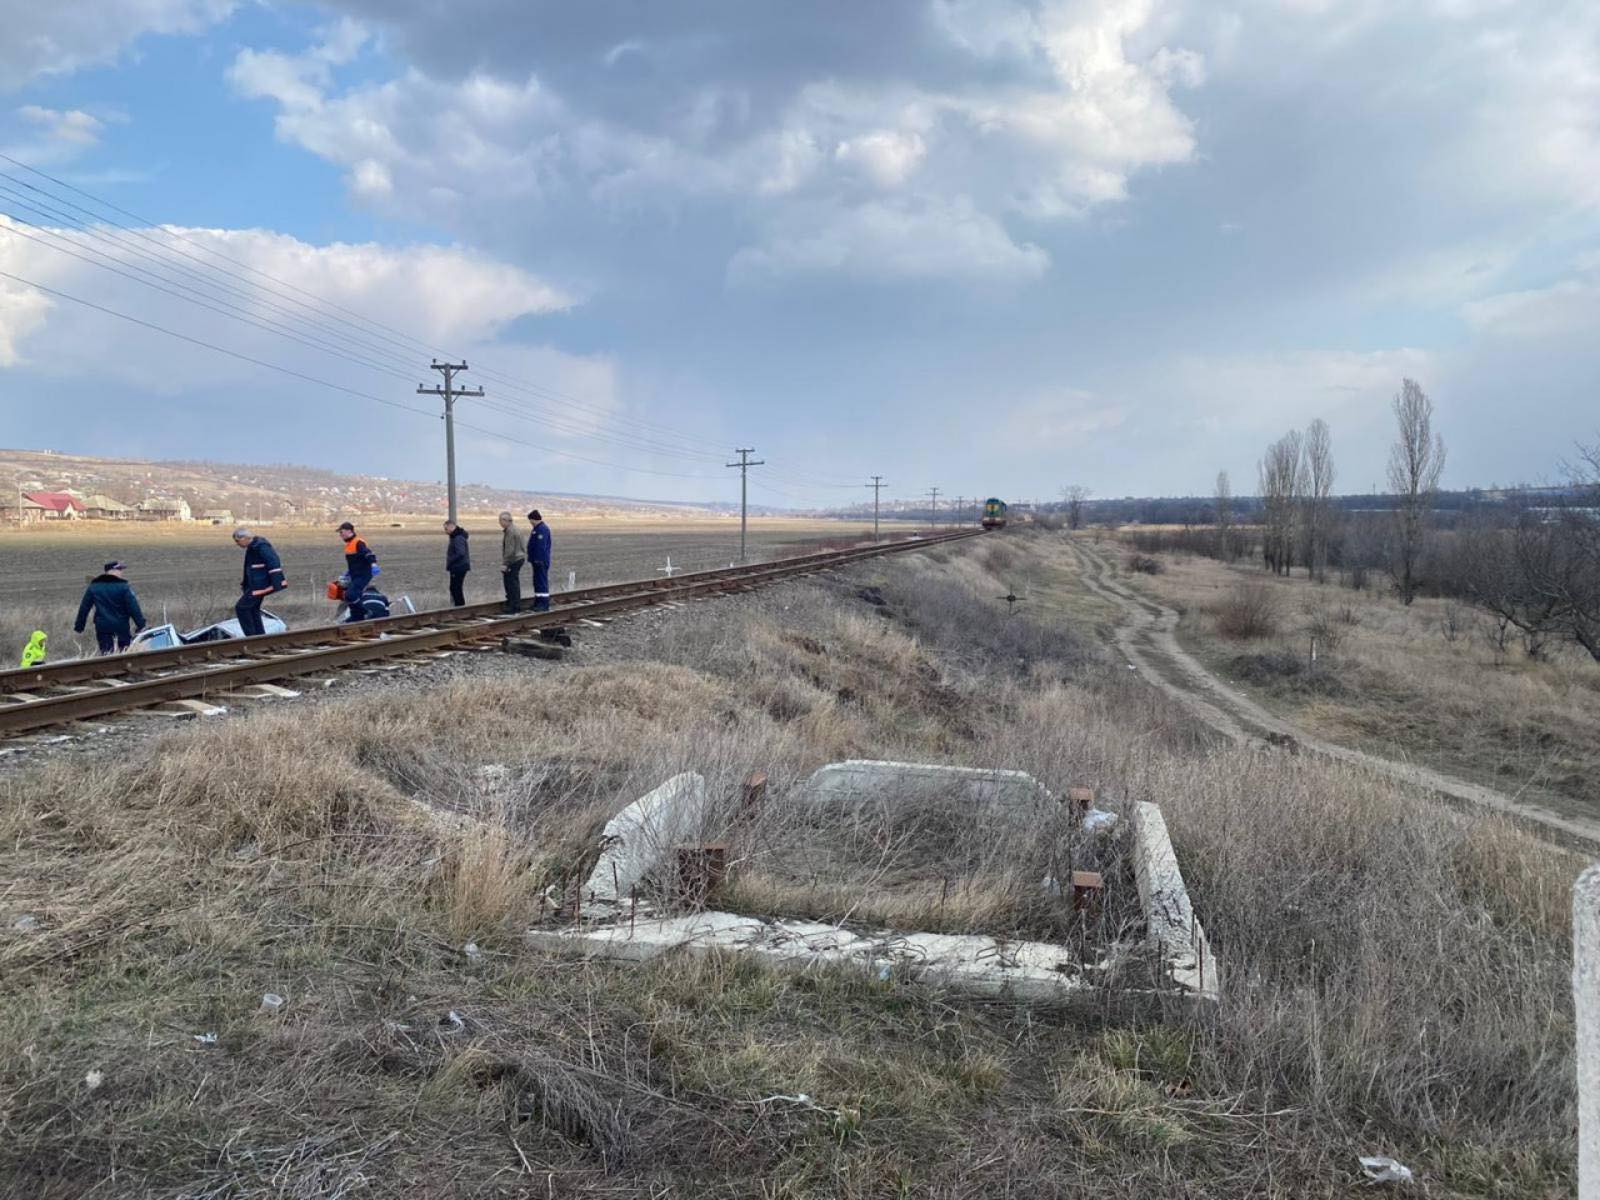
[[927, 487, 941, 529], [417, 360, 483, 524], [726, 447, 765, 563], [954, 496, 965, 528], [866, 476, 885, 541]]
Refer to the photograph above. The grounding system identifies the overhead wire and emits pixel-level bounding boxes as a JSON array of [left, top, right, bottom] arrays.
[[0, 152, 875, 495]]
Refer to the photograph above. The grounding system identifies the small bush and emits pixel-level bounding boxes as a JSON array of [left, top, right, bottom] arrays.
[[1213, 581, 1279, 640], [1304, 606, 1343, 653], [1124, 554, 1163, 576]]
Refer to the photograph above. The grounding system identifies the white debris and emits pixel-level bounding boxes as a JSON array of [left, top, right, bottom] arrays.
[[582, 773, 708, 904], [1358, 1156, 1414, 1185], [463, 942, 483, 960], [259, 993, 285, 1013], [11, 914, 40, 932], [194, 1032, 218, 1045], [84, 1069, 104, 1091], [1082, 808, 1119, 833], [441, 1010, 465, 1032]]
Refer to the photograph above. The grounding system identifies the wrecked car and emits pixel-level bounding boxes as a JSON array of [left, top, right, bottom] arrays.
[[129, 611, 288, 651]]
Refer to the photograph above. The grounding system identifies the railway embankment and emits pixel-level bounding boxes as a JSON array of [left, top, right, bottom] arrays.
[[1, 530, 1584, 1197]]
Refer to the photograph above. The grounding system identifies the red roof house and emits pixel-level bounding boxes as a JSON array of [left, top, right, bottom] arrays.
[[24, 491, 87, 518]]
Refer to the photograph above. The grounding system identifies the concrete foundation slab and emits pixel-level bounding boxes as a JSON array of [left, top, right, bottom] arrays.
[[1130, 801, 1219, 999], [527, 912, 1094, 1003], [1577, 864, 1600, 1199], [802, 759, 1055, 810], [582, 772, 709, 904]]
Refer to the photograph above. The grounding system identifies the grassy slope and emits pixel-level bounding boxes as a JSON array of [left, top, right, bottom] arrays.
[[1110, 543, 1600, 822], [0, 532, 1583, 1198]]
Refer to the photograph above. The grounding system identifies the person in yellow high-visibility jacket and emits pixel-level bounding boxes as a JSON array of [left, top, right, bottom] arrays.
[[20, 630, 47, 668]]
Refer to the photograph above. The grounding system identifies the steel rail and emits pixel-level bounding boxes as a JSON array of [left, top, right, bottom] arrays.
[[0, 532, 971, 694], [0, 531, 980, 735]]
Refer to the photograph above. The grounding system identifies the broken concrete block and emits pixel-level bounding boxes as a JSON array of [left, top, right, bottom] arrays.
[[582, 773, 709, 904], [1130, 801, 1218, 999], [801, 760, 1055, 811]]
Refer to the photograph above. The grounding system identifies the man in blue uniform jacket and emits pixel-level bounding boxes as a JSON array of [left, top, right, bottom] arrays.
[[233, 527, 287, 637], [527, 509, 552, 611], [73, 560, 146, 654], [337, 521, 378, 622]]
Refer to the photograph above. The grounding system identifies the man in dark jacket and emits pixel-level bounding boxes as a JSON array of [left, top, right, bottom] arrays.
[[527, 509, 553, 611], [444, 520, 470, 606], [73, 560, 146, 654], [337, 522, 378, 622], [498, 511, 526, 614], [233, 527, 286, 637]]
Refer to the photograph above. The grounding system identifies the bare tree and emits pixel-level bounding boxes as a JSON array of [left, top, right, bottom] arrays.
[[1302, 418, 1335, 581], [1386, 379, 1446, 604], [1259, 430, 1303, 575], [1060, 484, 1091, 530], [1214, 470, 1234, 560]]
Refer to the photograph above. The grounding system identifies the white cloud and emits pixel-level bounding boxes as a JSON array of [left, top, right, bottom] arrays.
[[727, 197, 1050, 284], [19, 105, 107, 146], [227, 0, 1202, 282], [1462, 278, 1600, 341], [0, 217, 572, 388], [999, 388, 1128, 448], [0, 0, 235, 91], [834, 130, 928, 188]]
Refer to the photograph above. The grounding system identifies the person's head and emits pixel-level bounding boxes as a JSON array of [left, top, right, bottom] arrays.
[[102, 560, 126, 578], [443, 519, 457, 534], [497, 510, 512, 528], [527, 509, 542, 523], [232, 528, 253, 546], [337, 521, 355, 542]]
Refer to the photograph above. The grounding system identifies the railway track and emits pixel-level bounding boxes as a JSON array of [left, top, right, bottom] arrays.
[[0, 530, 980, 738]]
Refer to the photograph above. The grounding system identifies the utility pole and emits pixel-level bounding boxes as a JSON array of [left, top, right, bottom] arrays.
[[866, 476, 885, 541], [726, 447, 764, 563], [417, 360, 483, 524], [954, 496, 965, 528], [927, 487, 941, 529]]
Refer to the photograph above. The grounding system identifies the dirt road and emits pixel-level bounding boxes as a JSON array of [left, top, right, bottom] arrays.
[[1068, 537, 1600, 849]]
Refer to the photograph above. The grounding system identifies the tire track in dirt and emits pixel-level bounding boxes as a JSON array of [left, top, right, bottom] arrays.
[[1068, 538, 1600, 850]]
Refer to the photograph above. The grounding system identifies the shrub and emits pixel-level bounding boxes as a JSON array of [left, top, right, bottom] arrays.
[[1213, 581, 1279, 639], [1124, 554, 1163, 576]]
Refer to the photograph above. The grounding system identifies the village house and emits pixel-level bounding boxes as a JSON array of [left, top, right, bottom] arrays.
[[136, 497, 192, 521], [83, 494, 136, 520], [23, 491, 87, 519]]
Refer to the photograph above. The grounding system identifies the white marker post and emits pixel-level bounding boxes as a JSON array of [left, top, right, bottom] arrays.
[[1578, 865, 1600, 1199]]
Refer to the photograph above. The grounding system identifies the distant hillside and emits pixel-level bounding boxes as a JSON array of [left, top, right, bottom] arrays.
[[0, 449, 730, 523]]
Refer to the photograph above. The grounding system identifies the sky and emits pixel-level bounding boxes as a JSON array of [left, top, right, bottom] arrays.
[[0, 0, 1597, 509]]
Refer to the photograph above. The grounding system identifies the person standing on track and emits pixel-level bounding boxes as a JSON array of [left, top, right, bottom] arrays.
[[72, 560, 146, 654], [444, 519, 471, 606], [527, 509, 552, 611], [337, 522, 378, 622], [233, 527, 287, 637], [498, 510, 526, 614]]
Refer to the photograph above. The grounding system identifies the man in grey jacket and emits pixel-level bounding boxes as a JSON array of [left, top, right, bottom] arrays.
[[498, 510, 526, 613]]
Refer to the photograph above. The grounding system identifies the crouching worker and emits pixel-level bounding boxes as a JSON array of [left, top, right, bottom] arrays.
[[233, 527, 287, 637], [73, 560, 146, 654], [329, 575, 392, 622], [20, 630, 47, 668], [337, 522, 378, 622]]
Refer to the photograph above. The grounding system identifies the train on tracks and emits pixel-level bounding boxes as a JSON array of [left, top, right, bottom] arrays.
[[981, 498, 1008, 530]]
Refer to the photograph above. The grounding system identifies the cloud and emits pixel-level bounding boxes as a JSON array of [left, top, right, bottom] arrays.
[[19, 105, 108, 146], [0, 217, 572, 386], [728, 196, 1049, 284], [229, 0, 1202, 282], [0, 0, 235, 91]]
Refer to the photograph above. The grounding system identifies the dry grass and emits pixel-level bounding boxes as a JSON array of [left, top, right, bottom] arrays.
[[0, 529, 1585, 1197], [1121, 544, 1600, 818]]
